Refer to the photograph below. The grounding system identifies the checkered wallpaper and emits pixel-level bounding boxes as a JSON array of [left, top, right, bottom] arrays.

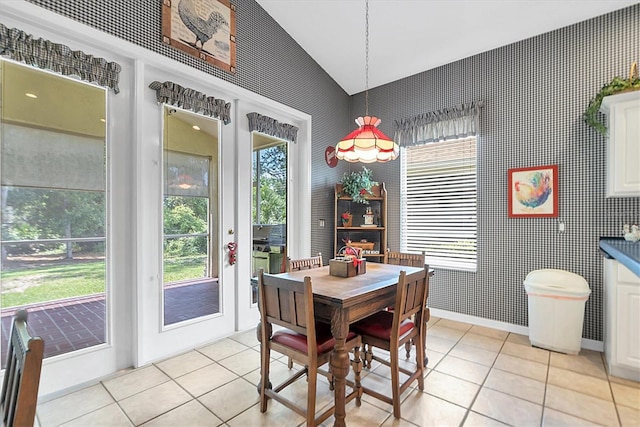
[[23, 0, 640, 340]]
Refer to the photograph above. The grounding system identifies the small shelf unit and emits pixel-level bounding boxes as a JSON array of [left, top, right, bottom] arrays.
[[334, 182, 387, 262]]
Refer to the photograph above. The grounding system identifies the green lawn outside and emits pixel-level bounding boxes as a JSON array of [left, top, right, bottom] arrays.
[[1, 255, 207, 309]]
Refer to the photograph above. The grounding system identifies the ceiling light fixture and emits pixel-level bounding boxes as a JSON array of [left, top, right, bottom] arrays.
[[25, 93, 37, 99], [335, 0, 399, 163], [192, 125, 201, 131]]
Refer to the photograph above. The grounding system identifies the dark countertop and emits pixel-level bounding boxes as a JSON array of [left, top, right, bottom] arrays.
[[599, 237, 640, 277]]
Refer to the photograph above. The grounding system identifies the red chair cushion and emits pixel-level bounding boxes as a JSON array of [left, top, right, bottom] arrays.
[[351, 311, 414, 341], [272, 322, 357, 355]]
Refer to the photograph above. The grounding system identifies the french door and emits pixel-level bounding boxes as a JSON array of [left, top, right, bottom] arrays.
[[135, 65, 236, 366]]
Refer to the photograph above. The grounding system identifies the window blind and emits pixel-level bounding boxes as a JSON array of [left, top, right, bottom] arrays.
[[401, 137, 477, 271]]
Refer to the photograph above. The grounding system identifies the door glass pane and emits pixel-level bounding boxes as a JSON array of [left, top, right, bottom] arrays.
[[163, 106, 219, 325], [0, 60, 107, 366], [251, 133, 287, 305]]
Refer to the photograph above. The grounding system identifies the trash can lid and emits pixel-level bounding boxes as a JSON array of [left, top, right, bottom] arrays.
[[524, 269, 591, 297]]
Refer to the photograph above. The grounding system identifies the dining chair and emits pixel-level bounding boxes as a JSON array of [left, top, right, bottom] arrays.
[[385, 249, 430, 364], [287, 252, 323, 272], [285, 252, 324, 370], [384, 249, 425, 268], [257, 270, 363, 426], [1, 309, 44, 427], [351, 267, 429, 419]]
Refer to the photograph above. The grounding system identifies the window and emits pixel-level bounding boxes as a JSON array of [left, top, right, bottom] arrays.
[[162, 106, 220, 325], [401, 137, 477, 271], [0, 60, 108, 361]]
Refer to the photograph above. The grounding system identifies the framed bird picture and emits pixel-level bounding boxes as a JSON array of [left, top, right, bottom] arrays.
[[162, 0, 236, 73], [508, 164, 558, 218]]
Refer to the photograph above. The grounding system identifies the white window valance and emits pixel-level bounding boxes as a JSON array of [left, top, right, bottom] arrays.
[[0, 22, 121, 93], [246, 112, 298, 143], [394, 101, 484, 147]]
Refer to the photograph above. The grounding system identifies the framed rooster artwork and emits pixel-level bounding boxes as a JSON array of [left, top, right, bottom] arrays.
[[508, 164, 558, 218], [162, 0, 236, 73]]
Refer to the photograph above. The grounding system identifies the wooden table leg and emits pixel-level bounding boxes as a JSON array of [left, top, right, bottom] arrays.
[[330, 310, 349, 427]]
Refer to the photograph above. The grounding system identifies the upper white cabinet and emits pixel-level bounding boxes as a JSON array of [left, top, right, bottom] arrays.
[[600, 91, 640, 198]]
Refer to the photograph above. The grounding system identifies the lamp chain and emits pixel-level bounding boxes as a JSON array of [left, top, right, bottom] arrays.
[[365, 0, 369, 116]]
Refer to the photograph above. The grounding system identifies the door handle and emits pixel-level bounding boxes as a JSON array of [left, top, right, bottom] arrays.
[[227, 242, 237, 265]]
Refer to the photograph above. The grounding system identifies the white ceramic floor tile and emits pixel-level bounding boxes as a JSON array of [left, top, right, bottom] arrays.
[[426, 335, 458, 354], [198, 338, 251, 361], [472, 387, 542, 426], [459, 333, 505, 352], [118, 380, 192, 425], [34, 323, 640, 427], [541, 407, 601, 426], [424, 370, 481, 407], [549, 349, 607, 379], [493, 353, 548, 382], [449, 342, 499, 366], [428, 325, 466, 341], [468, 325, 509, 340], [102, 365, 170, 401], [617, 404, 640, 427], [174, 362, 239, 397], [198, 377, 260, 422], [230, 329, 260, 347], [400, 388, 468, 426], [155, 350, 214, 379], [436, 319, 473, 332], [500, 341, 550, 365], [547, 366, 613, 401], [321, 399, 394, 427], [434, 355, 490, 384], [217, 347, 262, 377], [227, 401, 305, 427], [37, 384, 115, 426], [142, 399, 223, 426], [425, 348, 446, 368], [506, 332, 530, 346], [611, 381, 640, 409], [544, 384, 618, 426], [463, 411, 509, 426], [59, 403, 132, 427], [484, 368, 546, 405]]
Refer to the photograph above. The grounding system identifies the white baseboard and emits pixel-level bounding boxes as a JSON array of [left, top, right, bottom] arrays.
[[430, 308, 604, 353]]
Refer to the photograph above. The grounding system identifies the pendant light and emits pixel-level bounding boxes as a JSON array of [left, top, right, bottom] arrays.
[[336, 0, 399, 163]]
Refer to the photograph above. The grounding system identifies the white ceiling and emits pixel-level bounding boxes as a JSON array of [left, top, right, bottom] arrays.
[[256, 0, 638, 95]]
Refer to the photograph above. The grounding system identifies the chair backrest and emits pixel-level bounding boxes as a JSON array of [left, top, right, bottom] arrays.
[[392, 267, 429, 338], [1, 309, 44, 427], [258, 270, 317, 351], [287, 252, 323, 272], [385, 249, 425, 268]]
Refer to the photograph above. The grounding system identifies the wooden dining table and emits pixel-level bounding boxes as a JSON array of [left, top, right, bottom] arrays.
[[277, 262, 426, 427]]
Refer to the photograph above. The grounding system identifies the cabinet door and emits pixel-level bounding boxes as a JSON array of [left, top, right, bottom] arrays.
[[603, 92, 640, 197], [616, 266, 640, 369]]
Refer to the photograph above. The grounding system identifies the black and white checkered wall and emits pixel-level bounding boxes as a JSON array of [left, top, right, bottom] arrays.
[[364, 4, 640, 341], [24, 0, 640, 341]]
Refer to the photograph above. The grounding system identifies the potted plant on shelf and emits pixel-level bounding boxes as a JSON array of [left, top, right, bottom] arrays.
[[584, 61, 639, 135], [339, 166, 378, 204]]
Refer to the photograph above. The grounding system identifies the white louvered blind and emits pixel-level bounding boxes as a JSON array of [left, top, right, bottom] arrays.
[[401, 137, 477, 271]]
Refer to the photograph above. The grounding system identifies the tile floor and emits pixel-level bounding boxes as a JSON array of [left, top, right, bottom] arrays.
[[35, 317, 640, 426]]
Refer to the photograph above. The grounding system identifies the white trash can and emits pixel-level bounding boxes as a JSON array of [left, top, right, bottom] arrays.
[[524, 269, 591, 355]]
